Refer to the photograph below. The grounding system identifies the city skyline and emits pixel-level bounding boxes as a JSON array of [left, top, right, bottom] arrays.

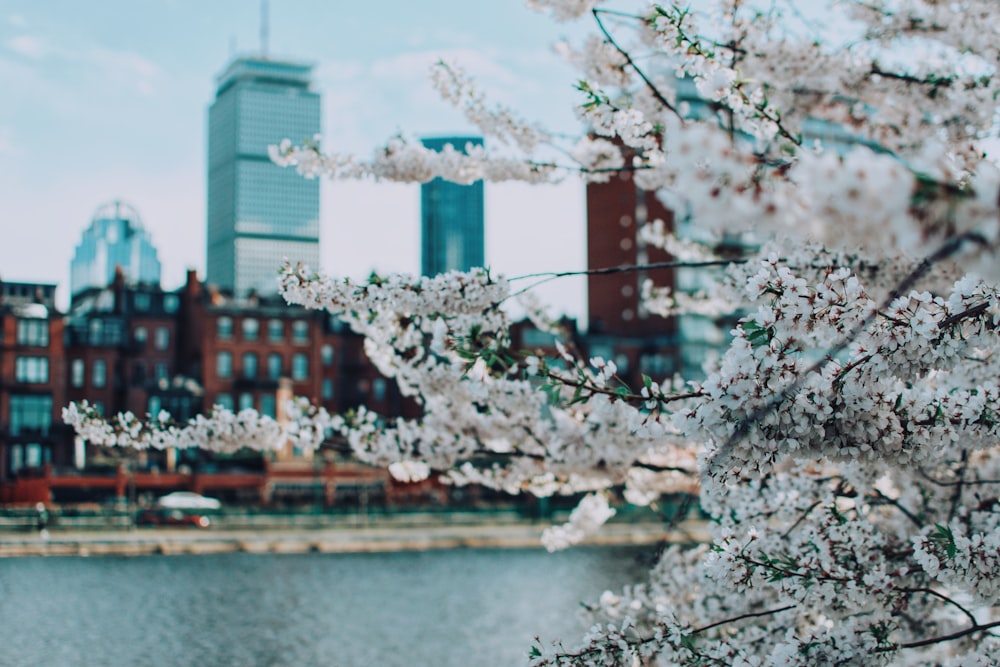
[[0, 1, 589, 317]]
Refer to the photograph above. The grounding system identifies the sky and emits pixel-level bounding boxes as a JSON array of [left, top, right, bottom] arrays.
[[0, 0, 592, 316]]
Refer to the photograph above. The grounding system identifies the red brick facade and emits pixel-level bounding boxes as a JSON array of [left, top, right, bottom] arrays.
[[585, 164, 681, 389], [0, 281, 69, 481], [1, 270, 403, 490]]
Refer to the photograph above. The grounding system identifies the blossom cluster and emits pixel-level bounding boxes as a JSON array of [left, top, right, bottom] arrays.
[[62, 1, 1000, 664]]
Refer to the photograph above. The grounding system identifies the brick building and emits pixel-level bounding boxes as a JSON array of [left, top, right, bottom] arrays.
[[65, 268, 183, 422], [584, 164, 680, 390], [0, 267, 405, 494], [177, 270, 399, 423], [0, 280, 70, 481]]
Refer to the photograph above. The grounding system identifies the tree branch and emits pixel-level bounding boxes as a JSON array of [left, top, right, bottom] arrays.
[[510, 258, 748, 283], [712, 231, 990, 469], [882, 620, 1000, 651], [901, 587, 979, 627], [592, 8, 683, 120]]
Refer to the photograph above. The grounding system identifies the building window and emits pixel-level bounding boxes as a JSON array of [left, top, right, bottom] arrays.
[[268, 353, 282, 380], [24, 444, 44, 469], [16, 319, 48, 346], [148, 395, 162, 416], [9, 443, 48, 473], [134, 293, 151, 311], [163, 294, 179, 313], [134, 326, 148, 345], [292, 320, 308, 343], [321, 344, 334, 366], [132, 361, 146, 385], [9, 395, 52, 436], [15, 357, 48, 383], [242, 352, 258, 379], [242, 318, 259, 341], [71, 359, 85, 388], [154, 363, 168, 382], [291, 353, 308, 381], [373, 378, 387, 402], [93, 359, 107, 388], [260, 394, 276, 418], [217, 317, 233, 340], [217, 351, 233, 378], [154, 326, 170, 350], [238, 392, 254, 411], [89, 319, 104, 345], [268, 319, 284, 342], [215, 393, 234, 411], [9, 446, 22, 474], [321, 378, 334, 401]]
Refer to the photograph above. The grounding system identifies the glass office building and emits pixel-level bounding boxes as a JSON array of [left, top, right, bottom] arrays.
[[420, 137, 485, 276], [70, 201, 162, 302], [207, 57, 321, 295]]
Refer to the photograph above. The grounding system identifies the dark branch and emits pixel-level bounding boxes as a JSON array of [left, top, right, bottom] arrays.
[[902, 587, 979, 627], [592, 9, 683, 120], [510, 258, 748, 283], [883, 620, 1000, 651], [918, 469, 1000, 487], [692, 604, 796, 635]]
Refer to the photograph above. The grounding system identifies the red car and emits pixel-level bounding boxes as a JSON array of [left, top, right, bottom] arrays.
[[135, 509, 211, 528]]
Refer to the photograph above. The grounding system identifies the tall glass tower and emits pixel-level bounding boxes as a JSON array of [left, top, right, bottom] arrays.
[[70, 200, 162, 301], [207, 56, 321, 295], [420, 137, 485, 276]]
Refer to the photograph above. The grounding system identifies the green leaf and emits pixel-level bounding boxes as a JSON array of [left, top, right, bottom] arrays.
[[931, 523, 957, 559], [743, 321, 774, 347]]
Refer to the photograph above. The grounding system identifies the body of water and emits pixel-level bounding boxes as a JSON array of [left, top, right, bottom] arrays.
[[0, 546, 656, 666]]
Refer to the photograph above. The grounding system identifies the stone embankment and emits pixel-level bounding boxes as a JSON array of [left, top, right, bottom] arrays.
[[0, 519, 708, 558]]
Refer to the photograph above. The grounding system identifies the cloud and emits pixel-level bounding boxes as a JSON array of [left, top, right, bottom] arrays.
[[86, 46, 158, 80], [2, 34, 160, 96], [369, 47, 518, 88], [6, 34, 48, 59], [7, 14, 27, 28], [314, 59, 365, 83], [82, 46, 159, 95]]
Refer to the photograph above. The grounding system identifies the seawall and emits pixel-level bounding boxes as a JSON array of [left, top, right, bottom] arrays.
[[0, 519, 709, 558]]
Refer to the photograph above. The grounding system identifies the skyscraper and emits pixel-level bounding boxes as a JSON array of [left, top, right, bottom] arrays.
[[206, 56, 321, 295], [420, 136, 485, 276], [70, 200, 162, 302]]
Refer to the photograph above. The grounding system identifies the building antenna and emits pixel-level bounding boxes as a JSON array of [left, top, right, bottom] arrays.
[[260, 0, 269, 57]]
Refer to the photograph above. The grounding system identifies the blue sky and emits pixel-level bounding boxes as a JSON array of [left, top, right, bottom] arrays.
[[0, 1, 590, 314]]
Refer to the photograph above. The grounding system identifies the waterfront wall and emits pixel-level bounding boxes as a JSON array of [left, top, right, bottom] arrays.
[[0, 518, 710, 558]]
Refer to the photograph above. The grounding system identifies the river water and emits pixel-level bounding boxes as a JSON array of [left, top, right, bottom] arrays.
[[0, 546, 656, 667]]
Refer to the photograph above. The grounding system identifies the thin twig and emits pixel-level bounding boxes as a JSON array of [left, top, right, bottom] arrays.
[[692, 604, 796, 635], [918, 469, 1000, 487], [901, 587, 979, 627], [510, 258, 748, 283], [869, 489, 922, 528], [592, 8, 683, 120], [881, 620, 1000, 651]]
